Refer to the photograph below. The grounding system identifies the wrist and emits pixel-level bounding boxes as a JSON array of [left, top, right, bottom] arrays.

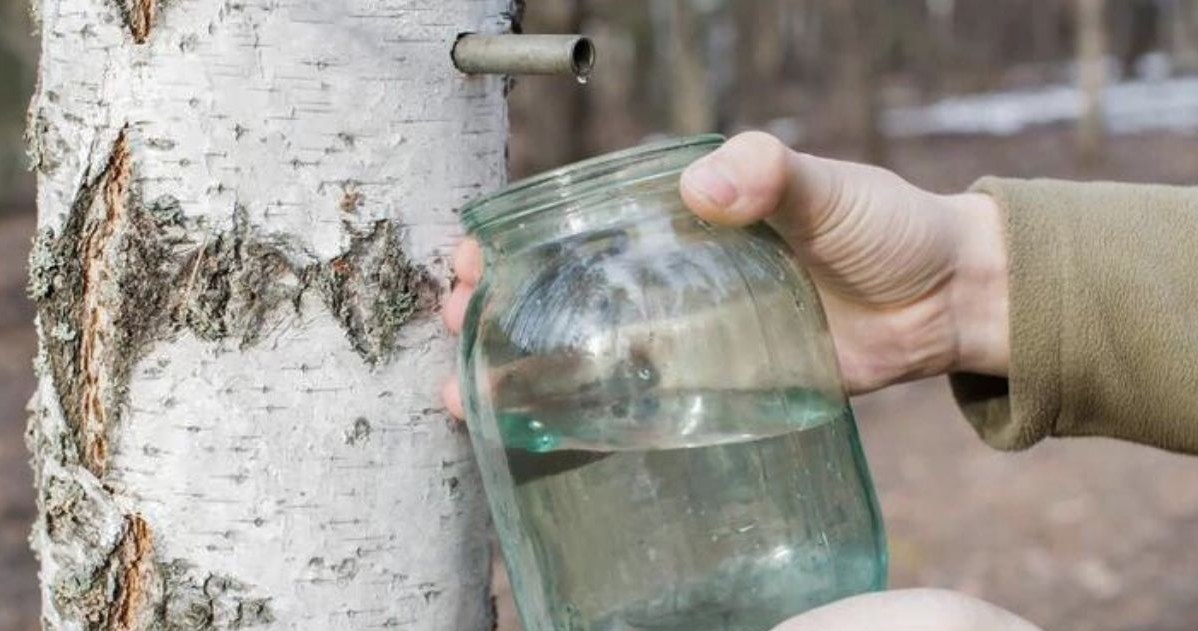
[[945, 192, 1010, 377]]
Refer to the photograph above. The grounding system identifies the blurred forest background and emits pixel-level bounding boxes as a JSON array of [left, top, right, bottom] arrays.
[[4, 1, 1198, 630]]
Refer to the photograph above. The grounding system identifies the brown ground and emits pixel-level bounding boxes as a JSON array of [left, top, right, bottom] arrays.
[[3, 129, 1198, 630]]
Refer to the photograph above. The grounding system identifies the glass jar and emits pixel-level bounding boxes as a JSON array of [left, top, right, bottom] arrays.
[[459, 135, 886, 631]]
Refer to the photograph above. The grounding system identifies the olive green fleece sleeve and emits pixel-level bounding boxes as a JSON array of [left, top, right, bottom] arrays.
[[950, 177, 1198, 454]]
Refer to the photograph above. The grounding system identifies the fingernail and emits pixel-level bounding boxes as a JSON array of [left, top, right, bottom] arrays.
[[682, 161, 738, 208]]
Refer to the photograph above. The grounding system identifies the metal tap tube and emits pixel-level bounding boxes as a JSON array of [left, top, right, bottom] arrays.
[[452, 34, 596, 78]]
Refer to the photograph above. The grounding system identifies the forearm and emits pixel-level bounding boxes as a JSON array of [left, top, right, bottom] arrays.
[[953, 177, 1198, 454]]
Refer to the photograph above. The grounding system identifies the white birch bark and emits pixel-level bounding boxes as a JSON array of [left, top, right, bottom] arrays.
[[25, 0, 513, 629]]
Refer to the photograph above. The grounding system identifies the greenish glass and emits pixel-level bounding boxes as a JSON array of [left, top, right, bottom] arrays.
[[459, 135, 887, 631]]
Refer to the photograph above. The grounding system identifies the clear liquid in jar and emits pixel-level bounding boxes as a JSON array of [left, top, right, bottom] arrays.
[[491, 389, 886, 631]]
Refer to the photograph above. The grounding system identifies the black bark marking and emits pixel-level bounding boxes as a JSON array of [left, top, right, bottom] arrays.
[[507, 0, 525, 33], [344, 417, 372, 446]]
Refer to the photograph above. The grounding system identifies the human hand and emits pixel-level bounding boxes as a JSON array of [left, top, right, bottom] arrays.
[[680, 132, 1008, 393], [442, 237, 484, 418], [442, 132, 1010, 415], [771, 589, 1041, 631]]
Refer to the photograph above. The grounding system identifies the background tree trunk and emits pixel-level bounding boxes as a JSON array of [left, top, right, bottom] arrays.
[[734, 0, 784, 124], [827, 0, 889, 164], [508, 0, 590, 176], [0, 0, 37, 204], [25, 1, 511, 629], [1076, 0, 1108, 164], [1170, 0, 1198, 73], [665, 0, 715, 135]]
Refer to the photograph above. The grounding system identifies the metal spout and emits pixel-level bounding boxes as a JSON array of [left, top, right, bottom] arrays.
[[452, 34, 596, 79]]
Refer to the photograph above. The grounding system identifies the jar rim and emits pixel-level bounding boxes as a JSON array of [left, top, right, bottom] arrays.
[[461, 134, 725, 236]]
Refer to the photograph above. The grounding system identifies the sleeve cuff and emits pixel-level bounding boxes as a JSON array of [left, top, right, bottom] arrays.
[[950, 177, 1066, 450]]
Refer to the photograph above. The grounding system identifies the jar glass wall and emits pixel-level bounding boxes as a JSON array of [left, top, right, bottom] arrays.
[[459, 136, 886, 631]]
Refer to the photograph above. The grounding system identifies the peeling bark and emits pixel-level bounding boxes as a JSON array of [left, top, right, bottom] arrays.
[[109, 0, 160, 44], [77, 129, 132, 474], [109, 515, 153, 630], [30, 128, 179, 477]]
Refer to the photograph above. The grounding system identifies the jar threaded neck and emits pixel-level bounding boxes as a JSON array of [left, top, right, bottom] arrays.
[[461, 134, 725, 240]]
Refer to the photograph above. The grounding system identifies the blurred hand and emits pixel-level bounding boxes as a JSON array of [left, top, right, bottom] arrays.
[[442, 131, 1009, 415], [441, 237, 484, 419], [771, 589, 1041, 631]]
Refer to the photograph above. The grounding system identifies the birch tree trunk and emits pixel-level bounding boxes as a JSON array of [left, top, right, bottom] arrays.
[[25, 1, 512, 629]]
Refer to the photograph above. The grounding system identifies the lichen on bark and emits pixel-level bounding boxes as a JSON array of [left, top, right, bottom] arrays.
[[29, 128, 180, 477], [157, 560, 276, 630], [46, 512, 273, 631], [47, 513, 156, 630], [29, 129, 438, 479], [316, 220, 439, 366], [42, 476, 121, 549], [173, 205, 297, 348]]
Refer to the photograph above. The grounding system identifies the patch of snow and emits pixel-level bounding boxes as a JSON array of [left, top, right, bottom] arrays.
[[884, 74, 1198, 138]]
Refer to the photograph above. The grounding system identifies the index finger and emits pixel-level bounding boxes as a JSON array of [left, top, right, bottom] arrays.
[[453, 238, 484, 287]]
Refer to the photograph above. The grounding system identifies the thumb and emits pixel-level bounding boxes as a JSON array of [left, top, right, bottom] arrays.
[[680, 131, 836, 229]]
